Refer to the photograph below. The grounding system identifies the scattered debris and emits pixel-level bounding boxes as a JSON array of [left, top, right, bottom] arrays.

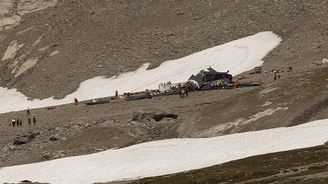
[[86, 98, 110, 105], [322, 58, 328, 64], [187, 67, 232, 91]]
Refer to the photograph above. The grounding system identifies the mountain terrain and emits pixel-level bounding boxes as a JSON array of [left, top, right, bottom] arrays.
[[0, 0, 328, 183]]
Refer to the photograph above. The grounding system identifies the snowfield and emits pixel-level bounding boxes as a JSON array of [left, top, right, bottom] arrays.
[[0, 31, 281, 114], [1, 119, 328, 184]]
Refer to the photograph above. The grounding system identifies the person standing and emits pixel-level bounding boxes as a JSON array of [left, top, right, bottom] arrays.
[[115, 90, 118, 98], [27, 108, 30, 117], [12, 119, 16, 127], [272, 70, 277, 80], [74, 98, 79, 106], [33, 115, 36, 125], [28, 117, 31, 125]]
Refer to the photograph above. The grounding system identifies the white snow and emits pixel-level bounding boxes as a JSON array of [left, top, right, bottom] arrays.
[[2, 40, 24, 61], [0, 31, 281, 114], [1, 118, 328, 184]]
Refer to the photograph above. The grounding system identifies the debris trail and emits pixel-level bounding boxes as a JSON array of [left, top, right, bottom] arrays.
[[0, 31, 281, 114]]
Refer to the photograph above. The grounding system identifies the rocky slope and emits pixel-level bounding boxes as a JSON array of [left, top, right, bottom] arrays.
[[0, 0, 57, 30], [0, 0, 327, 99], [0, 1, 327, 183]]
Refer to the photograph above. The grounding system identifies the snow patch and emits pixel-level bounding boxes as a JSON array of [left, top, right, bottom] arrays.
[[0, 15, 21, 30], [17, 0, 58, 15], [1, 118, 328, 184], [38, 46, 50, 51], [0, 31, 282, 114], [0, 0, 57, 30], [50, 50, 60, 56], [15, 57, 39, 77], [2, 40, 24, 61], [32, 35, 44, 46]]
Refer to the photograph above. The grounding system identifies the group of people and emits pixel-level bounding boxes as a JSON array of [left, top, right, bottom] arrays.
[[271, 67, 293, 81], [271, 69, 281, 80], [9, 108, 36, 127]]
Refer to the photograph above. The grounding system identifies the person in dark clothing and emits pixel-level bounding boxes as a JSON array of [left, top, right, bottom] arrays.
[[74, 98, 79, 106], [19, 119, 23, 126], [272, 70, 277, 80], [12, 119, 16, 127], [27, 108, 30, 117], [33, 115, 36, 125], [115, 90, 118, 98], [28, 117, 31, 125]]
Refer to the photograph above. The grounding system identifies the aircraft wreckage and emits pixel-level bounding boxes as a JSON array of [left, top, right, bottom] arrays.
[[86, 67, 260, 104]]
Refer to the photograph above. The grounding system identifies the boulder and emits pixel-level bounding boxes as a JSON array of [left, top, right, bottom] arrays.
[[13, 132, 40, 145], [132, 109, 178, 122], [13, 136, 30, 145], [49, 135, 60, 141]]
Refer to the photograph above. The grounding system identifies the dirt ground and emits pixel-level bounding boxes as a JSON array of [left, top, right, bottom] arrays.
[[0, 0, 327, 99], [0, 1, 328, 183], [0, 83, 252, 167], [0, 64, 327, 169]]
